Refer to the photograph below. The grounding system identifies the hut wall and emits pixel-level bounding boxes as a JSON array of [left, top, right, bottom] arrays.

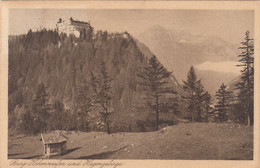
[[61, 142, 67, 154], [47, 145, 51, 156], [50, 143, 62, 155]]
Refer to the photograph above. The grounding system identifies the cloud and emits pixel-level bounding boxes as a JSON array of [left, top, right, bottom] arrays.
[[195, 61, 241, 74]]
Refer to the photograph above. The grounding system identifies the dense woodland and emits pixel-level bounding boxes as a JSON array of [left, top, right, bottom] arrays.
[[8, 28, 254, 135]]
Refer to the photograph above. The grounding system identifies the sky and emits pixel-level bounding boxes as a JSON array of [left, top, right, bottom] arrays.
[[9, 9, 254, 74], [9, 9, 254, 45]]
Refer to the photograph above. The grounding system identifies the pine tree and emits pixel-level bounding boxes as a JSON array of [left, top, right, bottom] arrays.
[[137, 55, 176, 131], [195, 80, 212, 122], [75, 80, 93, 131], [214, 83, 234, 122], [31, 83, 50, 133], [90, 61, 113, 134], [182, 67, 210, 122], [86, 26, 94, 42], [50, 99, 65, 130], [19, 105, 33, 134], [26, 29, 32, 47], [202, 91, 212, 122], [236, 31, 254, 126], [194, 80, 205, 122], [182, 66, 198, 122]]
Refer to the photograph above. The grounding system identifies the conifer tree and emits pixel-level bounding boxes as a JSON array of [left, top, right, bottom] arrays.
[[90, 61, 113, 134], [202, 91, 212, 122], [75, 80, 93, 131], [26, 29, 32, 46], [50, 99, 65, 130], [19, 105, 33, 134], [214, 83, 234, 122], [182, 66, 198, 122], [86, 26, 94, 42], [31, 83, 50, 133], [194, 80, 206, 122], [182, 67, 210, 122], [236, 31, 254, 126], [138, 55, 176, 131]]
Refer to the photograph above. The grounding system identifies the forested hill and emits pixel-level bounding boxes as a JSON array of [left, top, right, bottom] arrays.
[[8, 29, 183, 132]]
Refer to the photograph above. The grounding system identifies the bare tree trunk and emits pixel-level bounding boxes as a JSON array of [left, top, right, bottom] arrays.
[[247, 101, 253, 126], [247, 115, 250, 126], [105, 106, 110, 134], [246, 42, 253, 126], [247, 94, 254, 126], [191, 90, 195, 122], [156, 94, 159, 131], [106, 120, 110, 134], [43, 115, 46, 133], [82, 118, 85, 131], [247, 67, 251, 126]]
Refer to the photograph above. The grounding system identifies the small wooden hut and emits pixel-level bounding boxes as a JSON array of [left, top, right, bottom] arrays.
[[40, 132, 68, 157]]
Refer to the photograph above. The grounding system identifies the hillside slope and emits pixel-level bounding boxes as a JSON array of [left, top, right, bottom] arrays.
[[8, 30, 183, 132], [8, 123, 253, 160]]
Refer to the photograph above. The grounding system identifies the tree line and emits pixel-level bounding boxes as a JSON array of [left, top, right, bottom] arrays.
[[18, 60, 113, 134], [139, 30, 254, 126], [14, 30, 254, 135], [182, 31, 254, 126], [9, 28, 136, 134]]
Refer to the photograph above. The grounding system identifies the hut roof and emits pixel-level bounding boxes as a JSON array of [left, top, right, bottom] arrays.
[[41, 132, 68, 145]]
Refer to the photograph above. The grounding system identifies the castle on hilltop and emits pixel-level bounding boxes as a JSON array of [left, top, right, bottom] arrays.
[[56, 17, 91, 38], [56, 17, 131, 40]]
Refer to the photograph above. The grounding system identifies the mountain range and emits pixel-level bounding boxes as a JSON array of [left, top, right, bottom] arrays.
[[136, 25, 240, 94]]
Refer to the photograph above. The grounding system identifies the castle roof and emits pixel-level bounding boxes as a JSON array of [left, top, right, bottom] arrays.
[[71, 19, 90, 25], [57, 17, 90, 25]]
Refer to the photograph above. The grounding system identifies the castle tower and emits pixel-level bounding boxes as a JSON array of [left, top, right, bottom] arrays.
[[56, 17, 91, 38]]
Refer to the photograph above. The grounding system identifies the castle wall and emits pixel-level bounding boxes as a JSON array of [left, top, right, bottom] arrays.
[[56, 19, 91, 38]]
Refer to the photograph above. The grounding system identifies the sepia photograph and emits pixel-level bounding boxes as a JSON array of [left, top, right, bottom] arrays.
[[0, 1, 259, 168]]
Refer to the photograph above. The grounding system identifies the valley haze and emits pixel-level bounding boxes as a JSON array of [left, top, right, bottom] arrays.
[[6, 8, 255, 162], [9, 9, 254, 94]]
